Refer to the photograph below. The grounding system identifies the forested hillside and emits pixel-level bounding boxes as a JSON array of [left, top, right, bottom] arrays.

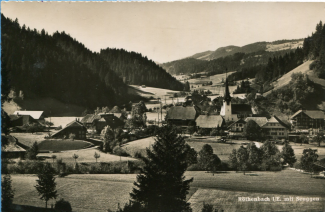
[[1, 15, 184, 111], [99, 48, 184, 90], [162, 49, 295, 76]]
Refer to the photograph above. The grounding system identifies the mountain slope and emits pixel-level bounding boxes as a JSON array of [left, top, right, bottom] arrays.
[[1, 15, 184, 114]]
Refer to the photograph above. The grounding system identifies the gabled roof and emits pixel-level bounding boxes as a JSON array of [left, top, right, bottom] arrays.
[[227, 119, 246, 129], [166, 106, 197, 120], [13, 111, 44, 119], [245, 117, 268, 127], [231, 104, 252, 114], [196, 115, 224, 128], [81, 114, 101, 124], [266, 116, 290, 129], [290, 110, 325, 120], [51, 120, 86, 138], [10, 115, 37, 126], [109, 106, 122, 113]]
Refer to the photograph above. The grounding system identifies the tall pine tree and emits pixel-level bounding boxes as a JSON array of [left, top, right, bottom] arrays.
[[129, 125, 193, 212]]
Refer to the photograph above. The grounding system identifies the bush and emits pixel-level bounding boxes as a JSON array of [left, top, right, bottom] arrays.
[[309, 60, 319, 70], [55, 198, 72, 212], [293, 162, 302, 169], [113, 146, 130, 157]]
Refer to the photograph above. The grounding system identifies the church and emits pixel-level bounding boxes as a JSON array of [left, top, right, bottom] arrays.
[[220, 79, 253, 122]]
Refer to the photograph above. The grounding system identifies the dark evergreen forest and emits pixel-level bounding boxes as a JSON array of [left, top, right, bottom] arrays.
[[1, 15, 184, 110]]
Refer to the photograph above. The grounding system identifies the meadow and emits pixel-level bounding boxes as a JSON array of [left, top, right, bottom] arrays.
[[10, 169, 325, 212]]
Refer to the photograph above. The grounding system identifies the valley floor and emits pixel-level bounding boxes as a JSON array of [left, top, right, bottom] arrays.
[[10, 169, 325, 212]]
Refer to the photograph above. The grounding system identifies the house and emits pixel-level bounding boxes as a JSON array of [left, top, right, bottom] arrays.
[[195, 115, 225, 130], [81, 114, 101, 128], [290, 110, 325, 134], [1, 135, 26, 159], [9, 114, 37, 127], [166, 106, 198, 126], [51, 120, 87, 139], [220, 79, 252, 122], [228, 119, 246, 138], [262, 116, 290, 139], [245, 116, 289, 139], [13, 111, 45, 122]]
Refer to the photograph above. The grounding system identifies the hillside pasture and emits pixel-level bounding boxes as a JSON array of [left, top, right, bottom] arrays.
[[38, 139, 93, 152]]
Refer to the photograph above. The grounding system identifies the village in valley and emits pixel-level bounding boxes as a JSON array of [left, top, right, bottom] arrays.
[[1, 2, 325, 212]]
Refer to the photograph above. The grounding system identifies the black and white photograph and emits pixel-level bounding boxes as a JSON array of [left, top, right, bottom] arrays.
[[1, 2, 325, 212]]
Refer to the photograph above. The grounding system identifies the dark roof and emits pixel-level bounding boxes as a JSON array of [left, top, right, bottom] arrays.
[[81, 114, 101, 124], [231, 104, 252, 114], [13, 111, 44, 119], [227, 119, 246, 129], [51, 120, 87, 138], [166, 106, 197, 120], [9, 115, 37, 126], [273, 116, 290, 129], [291, 110, 325, 119], [196, 115, 224, 128], [245, 117, 268, 127]]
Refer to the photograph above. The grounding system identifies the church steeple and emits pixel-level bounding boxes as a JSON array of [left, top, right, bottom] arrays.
[[223, 69, 232, 105]]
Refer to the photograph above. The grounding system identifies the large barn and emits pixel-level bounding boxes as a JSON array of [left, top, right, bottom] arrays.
[[51, 120, 87, 139], [166, 106, 198, 126]]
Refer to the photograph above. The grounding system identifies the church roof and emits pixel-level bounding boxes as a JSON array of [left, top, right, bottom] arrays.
[[231, 104, 252, 114]]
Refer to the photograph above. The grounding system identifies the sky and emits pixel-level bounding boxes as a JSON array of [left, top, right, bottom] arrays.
[[2, 2, 325, 63]]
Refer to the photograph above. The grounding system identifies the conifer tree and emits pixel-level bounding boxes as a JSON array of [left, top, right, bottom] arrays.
[[129, 125, 193, 212], [35, 163, 58, 208], [2, 174, 15, 211]]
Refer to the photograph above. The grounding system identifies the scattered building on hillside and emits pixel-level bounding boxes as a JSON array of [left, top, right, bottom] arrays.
[[81, 114, 101, 128], [51, 119, 87, 139], [195, 115, 225, 130], [228, 119, 246, 138], [1, 135, 26, 159], [81, 113, 125, 133], [290, 110, 325, 134], [220, 79, 252, 122], [166, 106, 198, 126], [13, 111, 46, 122]]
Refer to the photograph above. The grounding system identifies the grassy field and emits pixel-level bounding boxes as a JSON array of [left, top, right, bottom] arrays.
[[38, 139, 93, 152], [121, 136, 156, 157], [10, 169, 325, 212], [12, 132, 48, 148], [37, 147, 136, 164]]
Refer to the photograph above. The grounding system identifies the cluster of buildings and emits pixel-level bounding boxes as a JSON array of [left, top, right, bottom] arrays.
[[165, 79, 325, 140]]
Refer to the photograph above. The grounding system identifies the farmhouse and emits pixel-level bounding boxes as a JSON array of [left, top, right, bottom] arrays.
[[228, 119, 246, 138], [245, 116, 289, 139], [290, 110, 325, 134], [9, 114, 37, 127], [13, 111, 45, 122], [196, 115, 225, 130], [81, 114, 101, 128], [1, 135, 26, 159], [51, 119, 87, 139], [166, 106, 198, 126], [262, 116, 290, 139]]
